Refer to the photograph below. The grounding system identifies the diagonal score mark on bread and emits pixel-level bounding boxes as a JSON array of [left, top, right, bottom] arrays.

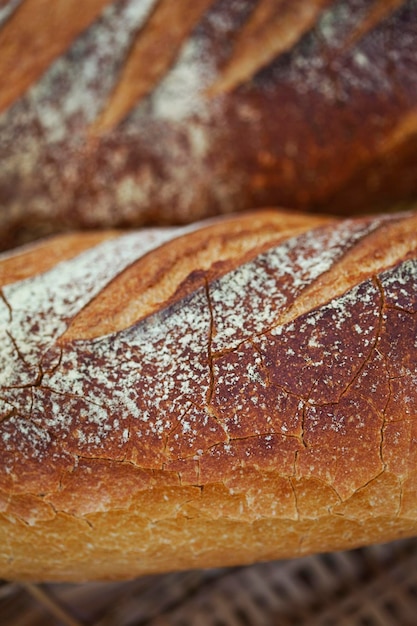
[[265, 212, 417, 339], [0, 0, 23, 28], [375, 109, 417, 157], [60, 211, 331, 341], [0, 231, 120, 288], [0, 0, 113, 115], [60, 211, 417, 343], [207, 0, 333, 97], [91, 0, 214, 134], [207, 0, 408, 96], [339, 0, 406, 53]]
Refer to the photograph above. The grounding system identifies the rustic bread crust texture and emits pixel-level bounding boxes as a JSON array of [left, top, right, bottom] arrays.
[[1, 0, 417, 250], [0, 209, 417, 582]]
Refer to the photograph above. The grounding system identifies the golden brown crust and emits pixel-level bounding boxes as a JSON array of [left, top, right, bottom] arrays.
[[0, 209, 417, 581]]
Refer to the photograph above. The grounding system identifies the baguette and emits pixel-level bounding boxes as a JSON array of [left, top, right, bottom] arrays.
[[0, 208, 417, 582], [1, 0, 417, 250]]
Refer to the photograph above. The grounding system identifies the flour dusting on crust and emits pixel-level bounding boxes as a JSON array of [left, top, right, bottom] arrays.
[[1, 215, 415, 502], [0, 225, 194, 390]]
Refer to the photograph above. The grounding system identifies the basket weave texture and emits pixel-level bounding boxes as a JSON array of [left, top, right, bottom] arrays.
[[1, 538, 417, 625]]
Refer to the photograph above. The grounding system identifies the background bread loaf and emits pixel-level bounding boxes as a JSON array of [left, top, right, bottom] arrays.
[[0, 209, 417, 582], [1, 0, 417, 250]]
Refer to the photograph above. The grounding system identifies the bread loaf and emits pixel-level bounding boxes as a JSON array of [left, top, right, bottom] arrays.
[[1, 0, 417, 250], [0, 208, 416, 582]]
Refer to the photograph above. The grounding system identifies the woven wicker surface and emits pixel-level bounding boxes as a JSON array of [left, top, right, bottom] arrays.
[[1, 537, 417, 626]]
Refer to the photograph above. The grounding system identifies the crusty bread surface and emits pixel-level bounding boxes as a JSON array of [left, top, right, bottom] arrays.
[[1, 0, 417, 250], [0, 209, 417, 582]]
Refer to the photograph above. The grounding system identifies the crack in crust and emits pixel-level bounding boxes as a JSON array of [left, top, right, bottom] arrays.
[[204, 276, 216, 408], [0, 289, 11, 322]]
